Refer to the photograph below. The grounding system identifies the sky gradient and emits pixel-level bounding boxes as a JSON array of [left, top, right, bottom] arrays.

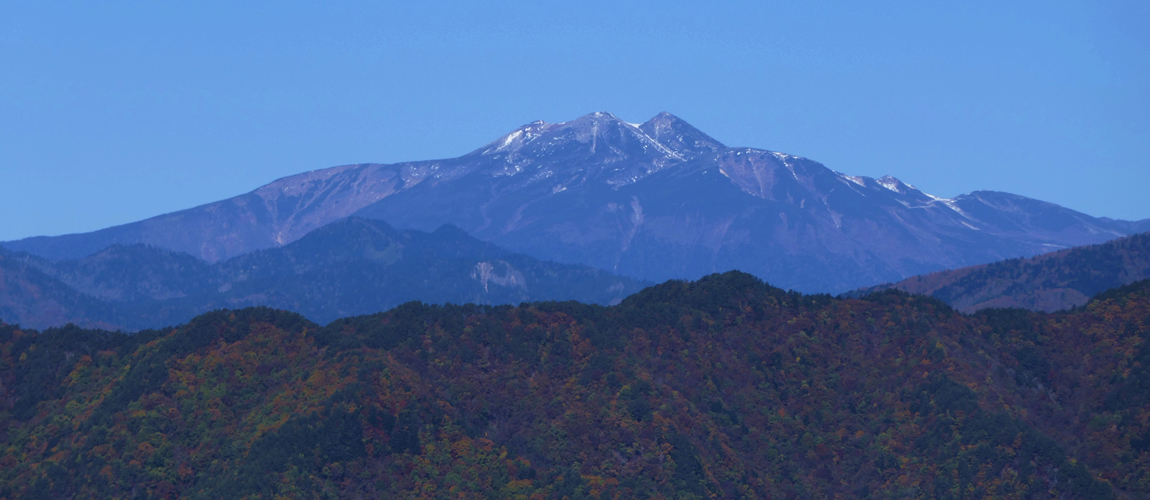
[[2, 1, 1148, 241]]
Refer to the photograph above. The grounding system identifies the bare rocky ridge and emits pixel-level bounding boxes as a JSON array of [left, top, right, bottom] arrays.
[[5, 111, 1148, 293]]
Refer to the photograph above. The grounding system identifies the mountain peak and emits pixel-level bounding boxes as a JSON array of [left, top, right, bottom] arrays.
[[560, 111, 645, 139], [876, 175, 914, 194], [470, 112, 690, 183], [473, 111, 723, 164], [575, 110, 623, 122], [13, 110, 1147, 297], [639, 111, 725, 158]]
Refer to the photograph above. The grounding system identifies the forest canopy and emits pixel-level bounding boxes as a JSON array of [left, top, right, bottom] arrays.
[[2, 273, 1147, 498]]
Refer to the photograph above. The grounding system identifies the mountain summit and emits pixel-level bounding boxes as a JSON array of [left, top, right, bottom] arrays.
[[638, 111, 726, 158], [467, 111, 723, 188], [5, 112, 1148, 293]]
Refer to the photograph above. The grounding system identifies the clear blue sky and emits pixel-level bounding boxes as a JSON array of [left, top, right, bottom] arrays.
[[2, 1, 1148, 241]]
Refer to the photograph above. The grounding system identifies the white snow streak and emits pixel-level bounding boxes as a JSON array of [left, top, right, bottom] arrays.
[[876, 177, 902, 192], [771, 152, 799, 181]]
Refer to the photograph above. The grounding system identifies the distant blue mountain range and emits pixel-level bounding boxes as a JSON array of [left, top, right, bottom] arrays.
[[5, 112, 1148, 296], [0, 218, 646, 330]]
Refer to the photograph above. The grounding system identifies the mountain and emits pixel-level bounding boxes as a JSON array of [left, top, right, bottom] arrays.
[[4, 272, 1147, 497], [853, 231, 1150, 313], [0, 218, 646, 330], [0, 247, 126, 330], [1, 163, 408, 262], [6, 112, 1148, 293]]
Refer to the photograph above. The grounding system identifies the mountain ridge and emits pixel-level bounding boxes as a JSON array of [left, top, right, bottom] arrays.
[[5, 111, 1147, 293], [0, 217, 647, 330], [852, 231, 1150, 312]]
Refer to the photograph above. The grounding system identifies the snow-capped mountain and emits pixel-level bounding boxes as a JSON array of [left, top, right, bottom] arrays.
[[6, 112, 1147, 293]]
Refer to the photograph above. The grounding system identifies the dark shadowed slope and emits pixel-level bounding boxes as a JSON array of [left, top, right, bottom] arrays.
[[209, 218, 648, 323], [0, 218, 647, 330], [854, 231, 1150, 312], [0, 247, 127, 330]]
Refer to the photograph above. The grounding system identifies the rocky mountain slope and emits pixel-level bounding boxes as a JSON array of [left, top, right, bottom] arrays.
[[0, 218, 646, 330], [4, 272, 1147, 497], [853, 231, 1150, 313], [6, 112, 1147, 293]]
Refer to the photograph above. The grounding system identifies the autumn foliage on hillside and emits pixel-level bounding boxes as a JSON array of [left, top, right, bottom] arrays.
[[2, 272, 1147, 498], [860, 231, 1150, 313]]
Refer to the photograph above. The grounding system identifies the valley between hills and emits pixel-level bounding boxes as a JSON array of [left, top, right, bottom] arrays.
[[2, 112, 1149, 498]]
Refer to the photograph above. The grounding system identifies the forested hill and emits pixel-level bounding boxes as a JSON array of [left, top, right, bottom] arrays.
[[3, 272, 1148, 498], [0, 217, 647, 331], [854, 231, 1150, 313]]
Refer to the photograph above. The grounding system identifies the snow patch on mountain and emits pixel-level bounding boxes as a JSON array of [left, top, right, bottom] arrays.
[[876, 175, 904, 193], [840, 174, 866, 187], [924, 192, 972, 219], [771, 152, 799, 181], [496, 129, 523, 151]]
